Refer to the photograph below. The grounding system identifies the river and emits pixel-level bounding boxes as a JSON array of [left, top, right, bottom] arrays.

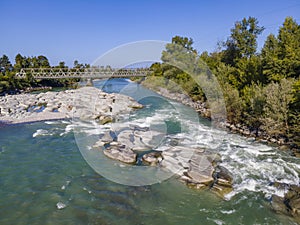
[[0, 79, 299, 224]]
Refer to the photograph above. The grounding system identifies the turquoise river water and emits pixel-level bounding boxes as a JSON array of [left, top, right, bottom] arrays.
[[0, 79, 299, 224]]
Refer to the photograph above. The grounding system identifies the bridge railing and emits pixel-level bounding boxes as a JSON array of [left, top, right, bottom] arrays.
[[15, 68, 151, 79]]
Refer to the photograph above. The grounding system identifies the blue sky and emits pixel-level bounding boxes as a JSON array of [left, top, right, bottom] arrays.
[[1, 0, 299, 66]]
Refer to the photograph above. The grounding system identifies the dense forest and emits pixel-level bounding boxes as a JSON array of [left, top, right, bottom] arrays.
[[145, 16, 300, 149]]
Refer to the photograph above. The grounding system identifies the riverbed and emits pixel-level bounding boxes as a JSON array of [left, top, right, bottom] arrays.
[[0, 78, 299, 224]]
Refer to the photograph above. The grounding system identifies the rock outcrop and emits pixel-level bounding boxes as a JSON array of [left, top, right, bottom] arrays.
[[103, 144, 137, 164], [0, 87, 143, 124], [94, 124, 233, 198], [271, 184, 300, 223]]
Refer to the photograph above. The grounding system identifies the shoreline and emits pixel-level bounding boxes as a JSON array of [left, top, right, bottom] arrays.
[[0, 115, 67, 127], [140, 81, 300, 156]]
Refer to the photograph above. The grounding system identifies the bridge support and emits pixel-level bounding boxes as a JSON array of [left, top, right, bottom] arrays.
[[86, 78, 93, 86]]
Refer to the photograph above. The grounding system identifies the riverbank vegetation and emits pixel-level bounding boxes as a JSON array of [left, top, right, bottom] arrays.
[[143, 16, 300, 150], [0, 55, 89, 94]]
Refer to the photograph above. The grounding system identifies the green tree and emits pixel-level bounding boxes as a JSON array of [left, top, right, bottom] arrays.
[[222, 17, 264, 65], [262, 17, 300, 82], [57, 61, 67, 68], [289, 78, 300, 146], [237, 56, 263, 89], [263, 78, 295, 138], [37, 55, 50, 68], [222, 82, 244, 124], [242, 83, 266, 135], [261, 34, 281, 82], [0, 54, 12, 72], [170, 36, 196, 53]]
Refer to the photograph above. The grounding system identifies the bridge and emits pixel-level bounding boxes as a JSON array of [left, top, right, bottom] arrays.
[[15, 68, 150, 79]]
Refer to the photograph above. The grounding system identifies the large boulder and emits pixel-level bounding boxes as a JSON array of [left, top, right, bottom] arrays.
[[186, 154, 215, 185], [117, 129, 151, 151], [271, 184, 300, 222], [103, 145, 137, 164]]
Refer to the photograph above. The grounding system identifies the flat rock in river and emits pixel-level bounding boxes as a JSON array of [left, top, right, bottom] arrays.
[[103, 145, 137, 164]]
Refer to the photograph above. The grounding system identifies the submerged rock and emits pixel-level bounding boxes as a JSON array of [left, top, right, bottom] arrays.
[[210, 184, 233, 198]]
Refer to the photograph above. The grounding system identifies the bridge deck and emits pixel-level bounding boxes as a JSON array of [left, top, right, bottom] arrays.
[[15, 68, 150, 79]]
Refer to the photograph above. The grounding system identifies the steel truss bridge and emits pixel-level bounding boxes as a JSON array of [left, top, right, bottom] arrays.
[[15, 68, 150, 79]]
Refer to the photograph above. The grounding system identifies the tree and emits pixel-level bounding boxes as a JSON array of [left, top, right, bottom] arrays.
[[242, 83, 266, 135], [170, 36, 196, 53], [277, 17, 300, 79], [0, 55, 12, 72], [263, 78, 295, 138], [261, 34, 281, 82], [261, 17, 300, 82], [160, 36, 205, 99], [57, 61, 67, 68], [37, 55, 50, 68], [289, 78, 300, 146], [222, 17, 264, 65], [222, 82, 244, 124], [14, 53, 25, 70], [235, 55, 265, 89]]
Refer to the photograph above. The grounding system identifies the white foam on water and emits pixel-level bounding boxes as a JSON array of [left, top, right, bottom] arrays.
[[220, 209, 236, 214], [207, 218, 225, 225], [33, 129, 51, 137], [44, 121, 57, 125], [56, 202, 66, 210], [220, 135, 300, 200]]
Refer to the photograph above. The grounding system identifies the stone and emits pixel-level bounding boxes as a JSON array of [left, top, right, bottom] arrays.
[[142, 151, 162, 166], [134, 130, 164, 148], [160, 156, 183, 175], [271, 195, 289, 215], [101, 132, 114, 143], [205, 153, 222, 165], [93, 140, 105, 148], [187, 155, 215, 185], [99, 116, 113, 125], [130, 102, 144, 109], [186, 182, 207, 190], [118, 129, 151, 151], [210, 184, 233, 198], [215, 166, 233, 187], [270, 184, 300, 221], [186, 170, 214, 185], [290, 198, 300, 216], [109, 141, 119, 146], [103, 146, 137, 164]]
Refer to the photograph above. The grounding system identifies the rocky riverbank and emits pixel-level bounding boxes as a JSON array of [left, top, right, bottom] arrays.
[[0, 86, 143, 125], [141, 83, 300, 156]]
